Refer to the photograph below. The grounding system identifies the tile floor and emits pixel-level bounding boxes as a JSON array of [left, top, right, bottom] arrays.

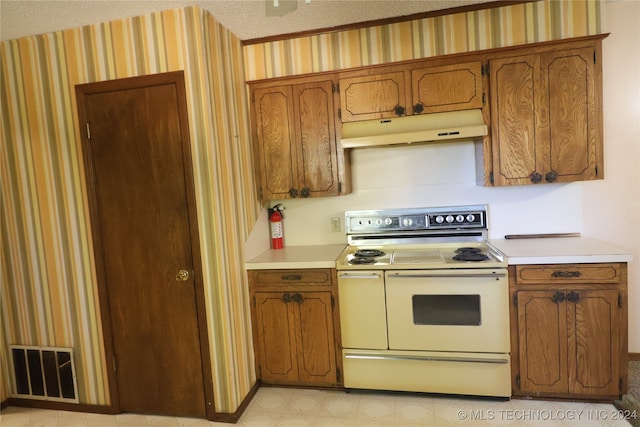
[[0, 386, 635, 427]]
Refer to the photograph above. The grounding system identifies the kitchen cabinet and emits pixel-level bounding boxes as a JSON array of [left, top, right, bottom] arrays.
[[338, 60, 483, 122], [250, 76, 350, 202], [248, 268, 342, 387], [509, 263, 628, 400], [487, 40, 603, 186]]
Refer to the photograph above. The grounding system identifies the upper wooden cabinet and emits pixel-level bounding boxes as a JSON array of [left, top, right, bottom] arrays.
[[339, 71, 408, 122], [250, 76, 350, 202], [411, 61, 483, 114], [339, 60, 483, 122], [488, 42, 603, 186]]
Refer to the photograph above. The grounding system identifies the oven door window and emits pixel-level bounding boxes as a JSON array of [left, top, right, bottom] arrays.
[[412, 294, 481, 326]]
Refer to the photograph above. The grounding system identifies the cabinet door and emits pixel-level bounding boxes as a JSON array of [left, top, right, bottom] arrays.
[[293, 81, 339, 197], [253, 86, 298, 200], [339, 72, 408, 122], [411, 61, 483, 114], [253, 293, 299, 383], [541, 48, 600, 183], [516, 290, 569, 394], [292, 292, 338, 384], [489, 54, 541, 186], [567, 289, 620, 396]]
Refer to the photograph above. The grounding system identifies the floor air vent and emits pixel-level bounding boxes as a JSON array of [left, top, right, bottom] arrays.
[[10, 345, 79, 403]]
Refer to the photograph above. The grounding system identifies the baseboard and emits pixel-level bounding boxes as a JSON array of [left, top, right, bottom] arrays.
[[210, 381, 260, 423], [6, 397, 115, 414], [1, 399, 8, 410], [630, 352, 640, 361]]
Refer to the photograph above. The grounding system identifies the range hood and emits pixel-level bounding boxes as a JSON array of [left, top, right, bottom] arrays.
[[340, 109, 487, 148]]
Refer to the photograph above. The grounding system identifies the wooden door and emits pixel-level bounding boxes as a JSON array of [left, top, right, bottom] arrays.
[[253, 85, 297, 200], [339, 72, 408, 122], [567, 289, 620, 396], [489, 54, 541, 186], [542, 48, 600, 183], [76, 72, 212, 418], [293, 81, 339, 198], [294, 292, 337, 385], [253, 292, 299, 383], [516, 290, 568, 394], [411, 61, 483, 114]]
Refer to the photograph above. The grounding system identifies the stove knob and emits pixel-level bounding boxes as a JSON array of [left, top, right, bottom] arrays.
[[402, 218, 413, 227], [446, 215, 454, 223], [384, 218, 392, 225], [456, 215, 465, 223], [435, 215, 445, 224], [466, 214, 475, 222], [375, 218, 383, 225]]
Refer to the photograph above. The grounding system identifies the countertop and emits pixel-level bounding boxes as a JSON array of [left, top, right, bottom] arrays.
[[245, 238, 632, 270], [488, 236, 633, 265], [245, 244, 346, 270]]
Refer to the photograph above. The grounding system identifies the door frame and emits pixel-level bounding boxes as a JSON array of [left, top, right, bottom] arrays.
[[75, 71, 215, 419]]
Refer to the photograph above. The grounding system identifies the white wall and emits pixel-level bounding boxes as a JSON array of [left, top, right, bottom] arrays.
[[247, 1, 640, 352], [584, 0, 640, 353]]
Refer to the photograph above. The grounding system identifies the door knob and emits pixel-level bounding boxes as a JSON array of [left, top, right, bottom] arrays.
[[176, 269, 190, 281]]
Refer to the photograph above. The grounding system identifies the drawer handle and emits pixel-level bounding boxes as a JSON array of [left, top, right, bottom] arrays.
[[281, 274, 303, 281], [551, 271, 582, 278]]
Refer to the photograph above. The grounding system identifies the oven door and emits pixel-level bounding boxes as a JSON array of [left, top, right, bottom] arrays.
[[385, 269, 509, 353]]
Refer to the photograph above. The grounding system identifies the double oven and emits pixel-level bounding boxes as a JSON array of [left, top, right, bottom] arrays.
[[336, 205, 511, 398]]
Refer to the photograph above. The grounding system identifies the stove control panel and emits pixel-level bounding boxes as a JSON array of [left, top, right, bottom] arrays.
[[346, 205, 487, 233]]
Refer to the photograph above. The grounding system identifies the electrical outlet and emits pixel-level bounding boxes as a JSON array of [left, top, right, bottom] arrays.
[[331, 217, 341, 232]]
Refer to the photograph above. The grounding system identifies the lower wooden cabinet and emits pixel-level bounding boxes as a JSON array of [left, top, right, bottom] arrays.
[[248, 269, 342, 387], [509, 263, 628, 400]]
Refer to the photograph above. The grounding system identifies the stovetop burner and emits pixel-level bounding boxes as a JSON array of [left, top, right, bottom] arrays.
[[349, 257, 376, 265], [455, 247, 482, 254], [452, 251, 490, 262], [354, 249, 386, 258]]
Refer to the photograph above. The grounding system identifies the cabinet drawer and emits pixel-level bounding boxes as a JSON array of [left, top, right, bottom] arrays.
[[514, 264, 622, 285], [250, 269, 333, 287]]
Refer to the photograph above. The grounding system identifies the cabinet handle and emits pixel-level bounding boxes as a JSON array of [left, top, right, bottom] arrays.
[[289, 188, 299, 198], [282, 293, 292, 303], [552, 291, 566, 304], [545, 171, 558, 182], [394, 105, 406, 116], [292, 293, 304, 304], [551, 271, 582, 278], [281, 274, 302, 281], [567, 290, 581, 303], [530, 172, 542, 183], [413, 103, 424, 114], [300, 187, 310, 198]]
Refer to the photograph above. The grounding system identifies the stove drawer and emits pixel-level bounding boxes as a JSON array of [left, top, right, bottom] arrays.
[[514, 263, 623, 285]]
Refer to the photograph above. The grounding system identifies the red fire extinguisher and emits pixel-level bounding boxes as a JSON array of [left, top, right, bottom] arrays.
[[269, 204, 284, 249]]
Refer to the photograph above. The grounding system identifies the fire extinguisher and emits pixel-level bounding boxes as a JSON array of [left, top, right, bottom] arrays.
[[268, 204, 284, 249]]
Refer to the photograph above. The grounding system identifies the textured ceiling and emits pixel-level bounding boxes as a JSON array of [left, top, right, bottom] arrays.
[[0, 0, 497, 42]]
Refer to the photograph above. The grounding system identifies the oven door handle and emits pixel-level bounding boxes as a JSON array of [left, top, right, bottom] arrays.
[[387, 272, 506, 279], [338, 273, 382, 279], [344, 353, 509, 364]]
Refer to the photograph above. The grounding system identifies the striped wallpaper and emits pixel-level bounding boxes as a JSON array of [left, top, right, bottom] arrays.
[[1, 6, 260, 413], [243, 0, 602, 80], [1, 0, 602, 416]]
